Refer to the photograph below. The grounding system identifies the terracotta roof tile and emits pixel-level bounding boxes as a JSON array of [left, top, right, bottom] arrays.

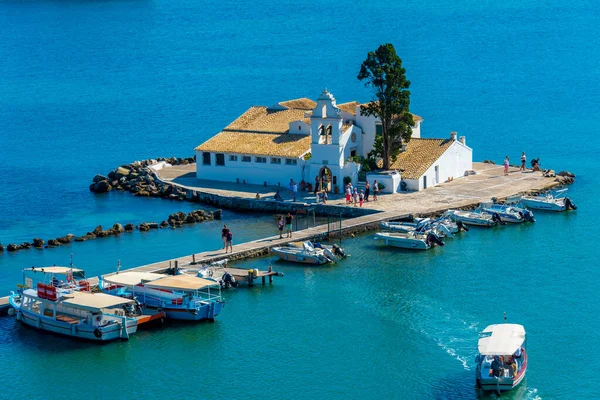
[[278, 98, 316, 110], [387, 138, 454, 179], [337, 101, 359, 115]]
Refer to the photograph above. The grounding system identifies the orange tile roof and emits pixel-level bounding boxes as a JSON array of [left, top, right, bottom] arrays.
[[278, 98, 316, 110], [337, 101, 359, 115], [387, 138, 453, 179]]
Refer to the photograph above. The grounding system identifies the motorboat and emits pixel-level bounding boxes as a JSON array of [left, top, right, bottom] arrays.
[[520, 189, 577, 211], [374, 230, 444, 250], [20, 266, 92, 292], [476, 323, 527, 393], [271, 241, 345, 265], [380, 218, 431, 232], [9, 285, 147, 341], [444, 210, 500, 227], [479, 203, 535, 223], [380, 218, 461, 238], [100, 272, 223, 321]]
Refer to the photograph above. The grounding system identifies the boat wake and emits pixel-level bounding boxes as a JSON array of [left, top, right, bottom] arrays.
[[521, 386, 542, 400]]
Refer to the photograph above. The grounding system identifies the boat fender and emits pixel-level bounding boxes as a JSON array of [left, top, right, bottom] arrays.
[[94, 328, 102, 339]]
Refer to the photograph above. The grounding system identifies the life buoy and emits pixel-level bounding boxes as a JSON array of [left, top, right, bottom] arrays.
[[94, 328, 102, 339]]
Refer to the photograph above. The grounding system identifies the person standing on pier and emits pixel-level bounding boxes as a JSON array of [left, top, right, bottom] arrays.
[[520, 152, 526, 171], [365, 181, 370, 202], [225, 229, 233, 253], [359, 190, 364, 207], [314, 176, 319, 195], [373, 180, 379, 201], [221, 225, 230, 250], [285, 212, 294, 238], [504, 156, 510, 176], [277, 216, 284, 239]]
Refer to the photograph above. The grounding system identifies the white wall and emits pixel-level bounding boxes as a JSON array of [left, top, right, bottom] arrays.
[[196, 151, 303, 186], [355, 106, 421, 156]]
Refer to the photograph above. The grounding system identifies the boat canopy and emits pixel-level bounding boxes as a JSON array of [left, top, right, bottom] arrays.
[[144, 275, 219, 291], [102, 271, 164, 286], [26, 266, 84, 274], [61, 291, 133, 312], [478, 324, 526, 355]]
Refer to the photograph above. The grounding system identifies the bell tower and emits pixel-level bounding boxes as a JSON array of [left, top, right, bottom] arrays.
[[310, 89, 343, 145]]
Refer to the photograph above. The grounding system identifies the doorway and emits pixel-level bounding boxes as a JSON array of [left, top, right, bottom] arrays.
[[319, 166, 332, 192]]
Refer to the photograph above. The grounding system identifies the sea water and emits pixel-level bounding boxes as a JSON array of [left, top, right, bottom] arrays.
[[0, 0, 598, 398]]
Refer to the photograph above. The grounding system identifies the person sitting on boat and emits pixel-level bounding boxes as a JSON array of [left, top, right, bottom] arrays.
[[514, 346, 523, 358], [490, 356, 502, 377], [52, 276, 59, 287]]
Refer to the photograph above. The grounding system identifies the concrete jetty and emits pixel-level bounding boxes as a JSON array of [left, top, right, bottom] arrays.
[[0, 162, 569, 315]]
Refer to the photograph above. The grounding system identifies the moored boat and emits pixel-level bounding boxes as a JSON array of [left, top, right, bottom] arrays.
[[271, 241, 344, 265], [520, 189, 577, 211], [100, 272, 223, 321], [444, 209, 500, 227], [374, 230, 444, 250], [479, 203, 535, 223], [476, 323, 527, 393], [9, 286, 144, 341]]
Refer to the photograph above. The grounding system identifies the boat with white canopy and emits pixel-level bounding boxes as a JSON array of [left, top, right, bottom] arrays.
[[100, 272, 223, 321], [479, 202, 535, 223], [475, 323, 527, 393], [374, 230, 444, 250], [9, 286, 146, 341], [520, 189, 577, 211], [444, 209, 501, 227]]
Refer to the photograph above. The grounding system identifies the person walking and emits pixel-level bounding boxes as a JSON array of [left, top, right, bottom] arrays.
[[221, 224, 230, 250], [277, 216, 284, 239], [504, 156, 510, 176], [285, 212, 294, 238], [292, 181, 298, 202], [321, 190, 328, 204], [364, 181, 370, 202], [359, 190, 364, 207], [353, 188, 358, 207], [314, 175, 319, 194], [373, 180, 379, 201], [520, 152, 526, 171], [345, 184, 352, 204]]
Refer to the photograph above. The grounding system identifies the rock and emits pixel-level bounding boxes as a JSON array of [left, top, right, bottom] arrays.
[[135, 190, 150, 197], [91, 180, 112, 193], [74, 234, 95, 242], [147, 222, 159, 229], [33, 238, 45, 248], [168, 193, 180, 200], [185, 215, 196, 224], [0, 243, 3, 253], [93, 225, 103, 235], [115, 166, 130, 179], [542, 169, 556, 178], [112, 223, 124, 234], [213, 209, 222, 220], [555, 175, 575, 185], [124, 223, 135, 231], [96, 230, 111, 238], [557, 171, 576, 178], [160, 220, 169, 228], [107, 170, 116, 180], [168, 211, 187, 223], [139, 223, 150, 231], [93, 174, 108, 183], [56, 234, 74, 244], [483, 160, 496, 164], [7, 244, 19, 252], [20, 242, 32, 249], [47, 239, 60, 247]]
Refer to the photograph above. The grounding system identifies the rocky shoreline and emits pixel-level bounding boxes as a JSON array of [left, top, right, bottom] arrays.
[[89, 156, 195, 201], [0, 208, 221, 254]]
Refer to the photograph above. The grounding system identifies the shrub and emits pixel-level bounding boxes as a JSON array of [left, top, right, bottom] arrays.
[[343, 176, 352, 186]]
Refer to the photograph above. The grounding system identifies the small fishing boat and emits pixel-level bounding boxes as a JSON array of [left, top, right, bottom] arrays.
[[9, 286, 145, 341], [479, 203, 535, 223], [380, 218, 462, 238], [520, 189, 577, 211], [374, 230, 444, 250], [444, 210, 500, 227], [271, 241, 345, 265], [476, 323, 527, 393], [100, 272, 223, 321], [380, 218, 431, 232]]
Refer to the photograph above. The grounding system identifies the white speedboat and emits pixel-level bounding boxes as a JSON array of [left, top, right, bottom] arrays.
[[271, 241, 344, 265], [520, 189, 577, 211], [380, 218, 431, 232], [476, 323, 527, 393], [100, 272, 223, 321], [380, 218, 459, 238], [479, 203, 535, 223], [9, 286, 146, 341], [374, 231, 444, 250], [444, 210, 500, 227]]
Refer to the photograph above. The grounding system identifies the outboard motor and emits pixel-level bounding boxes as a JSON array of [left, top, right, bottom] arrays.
[[522, 210, 535, 222], [491, 212, 504, 225], [332, 244, 346, 258], [565, 197, 577, 210], [456, 220, 469, 232], [221, 272, 238, 289], [426, 232, 445, 247], [323, 248, 336, 263]]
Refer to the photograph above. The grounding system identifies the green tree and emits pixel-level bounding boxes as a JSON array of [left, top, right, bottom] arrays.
[[358, 43, 414, 170]]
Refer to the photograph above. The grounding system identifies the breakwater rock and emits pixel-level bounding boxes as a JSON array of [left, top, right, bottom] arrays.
[[1, 208, 216, 255], [90, 157, 195, 196]]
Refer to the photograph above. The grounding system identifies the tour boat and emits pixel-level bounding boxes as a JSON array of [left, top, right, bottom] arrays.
[[520, 189, 577, 211], [20, 266, 91, 292], [476, 323, 527, 393], [374, 231, 444, 250], [271, 241, 345, 265], [479, 203, 535, 223], [444, 210, 500, 227], [100, 272, 223, 321], [9, 286, 144, 341]]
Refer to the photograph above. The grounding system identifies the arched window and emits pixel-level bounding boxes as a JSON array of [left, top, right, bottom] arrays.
[[321, 105, 327, 118]]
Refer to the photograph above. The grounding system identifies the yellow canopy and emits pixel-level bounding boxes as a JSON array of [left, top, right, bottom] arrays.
[[144, 275, 219, 291], [102, 271, 164, 286], [61, 291, 133, 312]]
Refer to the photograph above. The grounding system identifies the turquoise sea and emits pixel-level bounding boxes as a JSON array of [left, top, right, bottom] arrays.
[[0, 0, 598, 398]]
